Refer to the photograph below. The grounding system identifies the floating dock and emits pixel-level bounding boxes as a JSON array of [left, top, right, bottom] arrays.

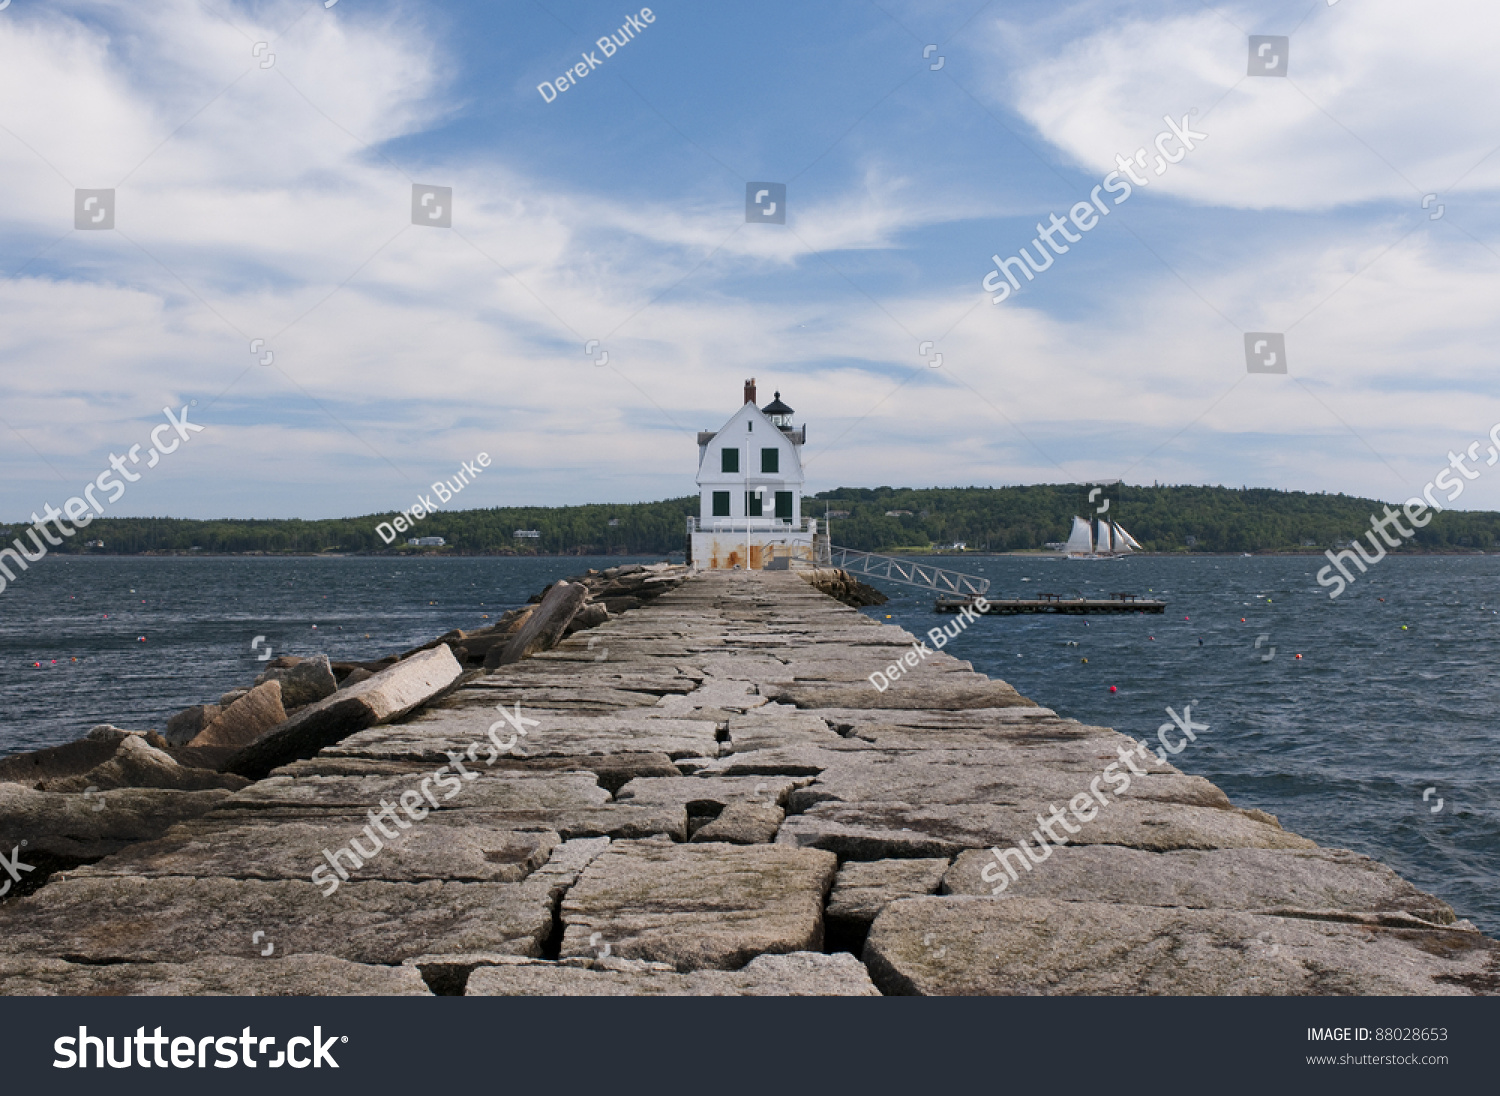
[[937, 592, 1166, 615]]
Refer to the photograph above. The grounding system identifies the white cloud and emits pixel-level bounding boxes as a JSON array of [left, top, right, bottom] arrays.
[[994, 0, 1500, 210]]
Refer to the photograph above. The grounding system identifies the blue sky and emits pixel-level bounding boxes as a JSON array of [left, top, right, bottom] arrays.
[[3, 0, 1499, 518]]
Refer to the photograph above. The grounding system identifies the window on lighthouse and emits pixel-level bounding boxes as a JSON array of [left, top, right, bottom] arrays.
[[721, 448, 739, 473], [761, 448, 779, 473]]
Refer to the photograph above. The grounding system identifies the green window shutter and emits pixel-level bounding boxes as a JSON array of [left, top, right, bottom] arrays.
[[712, 491, 731, 517], [721, 448, 739, 473], [761, 448, 779, 473], [775, 491, 793, 519], [745, 492, 763, 517]]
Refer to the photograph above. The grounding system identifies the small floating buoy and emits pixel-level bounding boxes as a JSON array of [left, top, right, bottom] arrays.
[[1184, 615, 1190, 621], [1109, 685, 1117, 693], [311, 624, 318, 629], [1081, 657, 1088, 663], [137, 636, 146, 643], [1294, 653, 1303, 659], [1148, 636, 1155, 641], [1401, 625, 1408, 630], [1240, 618, 1246, 623], [1198, 638, 1203, 646]]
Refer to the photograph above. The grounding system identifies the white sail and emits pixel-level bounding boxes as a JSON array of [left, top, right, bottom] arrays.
[[1097, 520, 1114, 553], [1063, 516, 1093, 555], [1114, 523, 1143, 551]]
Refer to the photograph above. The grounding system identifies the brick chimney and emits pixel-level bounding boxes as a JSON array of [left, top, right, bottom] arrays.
[[744, 378, 756, 405]]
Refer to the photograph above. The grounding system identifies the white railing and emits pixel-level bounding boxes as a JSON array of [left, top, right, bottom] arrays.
[[687, 517, 816, 534]]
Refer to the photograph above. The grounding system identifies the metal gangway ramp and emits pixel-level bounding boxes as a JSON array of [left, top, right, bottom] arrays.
[[823, 544, 990, 597]]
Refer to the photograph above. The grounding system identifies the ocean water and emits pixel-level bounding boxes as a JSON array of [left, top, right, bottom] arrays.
[[1, 553, 1495, 935], [859, 554, 1500, 936], [0, 555, 653, 755]]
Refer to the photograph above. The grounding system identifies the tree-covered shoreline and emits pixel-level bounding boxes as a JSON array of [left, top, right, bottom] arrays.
[[8, 484, 1499, 557]]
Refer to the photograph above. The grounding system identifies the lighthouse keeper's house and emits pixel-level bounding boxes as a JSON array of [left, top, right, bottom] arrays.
[[688, 379, 822, 570]]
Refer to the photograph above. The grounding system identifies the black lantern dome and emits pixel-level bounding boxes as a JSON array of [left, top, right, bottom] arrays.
[[761, 391, 794, 429]]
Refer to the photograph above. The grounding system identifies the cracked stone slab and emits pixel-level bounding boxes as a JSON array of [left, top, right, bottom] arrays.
[[465, 951, 878, 996], [690, 802, 784, 844], [700, 742, 873, 777], [943, 846, 1457, 924], [278, 752, 680, 796], [653, 678, 767, 715], [777, 799, 1315, 860], [327, 711, 720, 762], [558, 839, 838, 971], [863, 896, 1500, 995], [695, 655, 794, 682], [205, 804, 685, 843], [763, 677, 1036, 710], [0, 954, 431, 996], [726, 712, 842, 753], [0, 785, 235, 859], [828, 858, 951, 934], [785, 751, 1231, 814], [66, 817, 562, 885], [222, 770, 611, 813], [615, 775, 801, 809], [0, 876, 555, 965]]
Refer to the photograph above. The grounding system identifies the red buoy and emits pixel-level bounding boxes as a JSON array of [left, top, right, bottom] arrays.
[[1109, 685, 1117, 693]]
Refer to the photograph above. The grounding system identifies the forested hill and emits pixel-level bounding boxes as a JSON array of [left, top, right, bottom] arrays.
[[11, 484, 1500, 556]]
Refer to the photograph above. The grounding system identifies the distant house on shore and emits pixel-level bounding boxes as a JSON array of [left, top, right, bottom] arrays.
[[885, 509, 913, 517], [514, 530, 540, 539], [407, 536, 445, 547]]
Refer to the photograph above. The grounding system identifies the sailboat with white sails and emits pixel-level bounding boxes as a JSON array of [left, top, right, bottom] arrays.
[[1061, 515, 1143, 559]]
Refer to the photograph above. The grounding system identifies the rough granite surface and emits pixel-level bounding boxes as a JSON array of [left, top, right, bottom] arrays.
[[0, 570, 1492, 996]]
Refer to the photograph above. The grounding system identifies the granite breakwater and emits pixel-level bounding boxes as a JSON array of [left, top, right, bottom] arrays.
[[0, 565, 1494, 995]]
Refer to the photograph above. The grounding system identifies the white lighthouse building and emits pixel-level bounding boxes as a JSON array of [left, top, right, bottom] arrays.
[[688, 379, 822, 570]]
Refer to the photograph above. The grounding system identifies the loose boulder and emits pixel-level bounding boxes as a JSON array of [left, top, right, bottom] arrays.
[[490, 582, 589, 667], [48, 735, 248, 793], [163, 704, 221, 747], [188, 680, 288, 749], [224, 645, 464, 779], [254, 654, 337, 709]]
